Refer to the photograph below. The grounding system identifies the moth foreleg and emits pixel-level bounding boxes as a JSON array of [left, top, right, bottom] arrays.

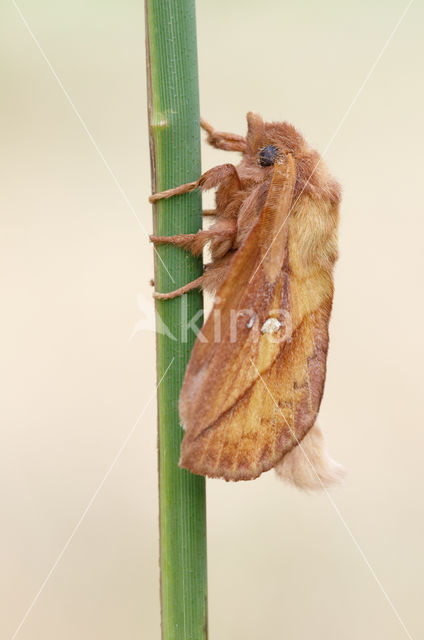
[[150, 163, 242, 203], [201, 118, 247, 152]]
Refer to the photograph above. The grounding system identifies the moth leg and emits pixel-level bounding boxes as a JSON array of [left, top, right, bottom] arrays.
[[201, 118, 247, 152], [203, 209, 217, 216], [150, 223, 236, 257], [153, 275, 206, 300], [150, 163, 241, 203]]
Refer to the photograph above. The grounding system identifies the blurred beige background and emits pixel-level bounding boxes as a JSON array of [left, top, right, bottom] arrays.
[[1, 1, 423, 638]]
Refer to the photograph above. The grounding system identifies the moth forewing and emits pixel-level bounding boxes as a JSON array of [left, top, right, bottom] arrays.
[[179, 156, 297, 479]]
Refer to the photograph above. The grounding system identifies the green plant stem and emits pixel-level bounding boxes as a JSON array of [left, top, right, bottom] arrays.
[[145, 1, 207, 639]]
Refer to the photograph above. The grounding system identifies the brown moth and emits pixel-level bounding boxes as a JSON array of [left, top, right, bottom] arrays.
[[150, 113, 344, 489]]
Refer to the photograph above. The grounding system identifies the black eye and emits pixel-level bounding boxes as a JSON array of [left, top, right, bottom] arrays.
[[258, 145, 279, 167]]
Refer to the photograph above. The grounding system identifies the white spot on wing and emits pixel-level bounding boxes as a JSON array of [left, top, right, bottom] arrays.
[[261, 317, 282, 334]]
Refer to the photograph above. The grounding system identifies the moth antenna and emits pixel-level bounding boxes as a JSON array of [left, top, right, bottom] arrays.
[[275, 423, 345, 491]]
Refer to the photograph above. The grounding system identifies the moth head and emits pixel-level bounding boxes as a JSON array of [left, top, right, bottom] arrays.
[[244, 112, 341, 205], [245, 112, 302, 163]]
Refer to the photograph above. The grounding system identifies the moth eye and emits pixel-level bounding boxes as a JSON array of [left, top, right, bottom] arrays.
[[258, 145, 279, 167]]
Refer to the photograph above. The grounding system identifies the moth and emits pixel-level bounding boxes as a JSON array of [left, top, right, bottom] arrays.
[[150, 113, 344, 490]]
